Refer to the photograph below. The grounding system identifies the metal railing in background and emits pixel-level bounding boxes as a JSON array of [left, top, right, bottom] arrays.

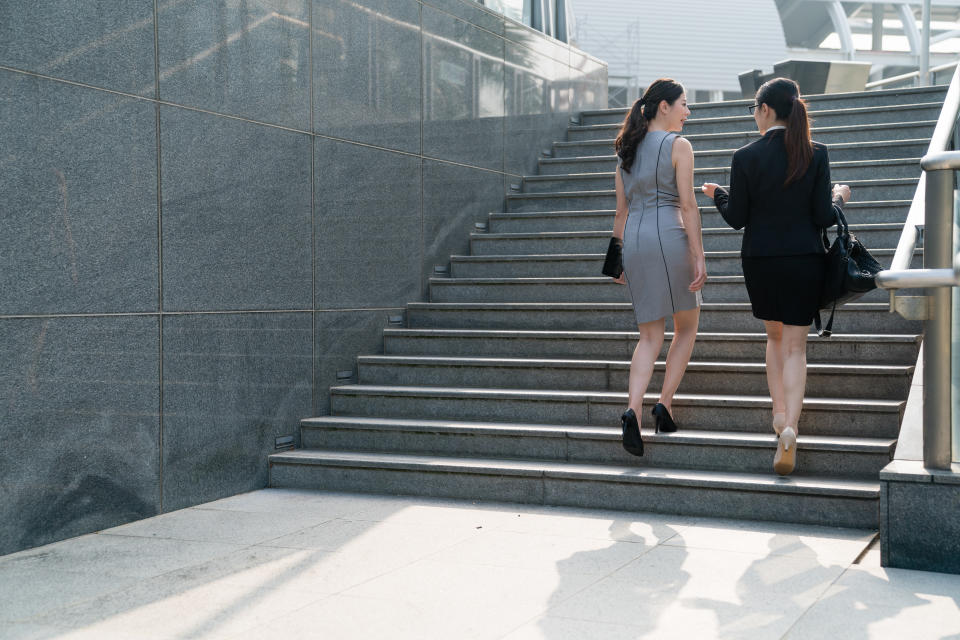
[[607, 74, 639, 109], [876, 62, 960, 469], [865, 60, 960, 91]]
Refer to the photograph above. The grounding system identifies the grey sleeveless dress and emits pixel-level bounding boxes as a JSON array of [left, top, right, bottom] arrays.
[[619, 131, 703, 324]]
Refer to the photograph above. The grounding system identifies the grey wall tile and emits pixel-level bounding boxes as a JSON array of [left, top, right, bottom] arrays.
[[504, 43, 560, 175], [0, 316, 161, 556], [313, 0, 421, 153], [422, 0, 504, 36], [162, 312, 312, 511], [0, 0, 156, 95], [422, 159, 504, 283], [0, 71, 159, 315], [570, 49, 608, 112], [504, 19, 568, 64], [422, 5, 504, 170], [315, 310, 394, 414], [160, 106, 312, 312], [158, 0, 311, 129], [314, 139, 422, 309]]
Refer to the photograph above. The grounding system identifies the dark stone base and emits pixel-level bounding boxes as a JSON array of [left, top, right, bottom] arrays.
[[880, 461, 960, 574]]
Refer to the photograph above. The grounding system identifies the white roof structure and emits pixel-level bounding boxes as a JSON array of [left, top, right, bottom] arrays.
[[569, 0, 789, 95], [570, 0, 960, 99]]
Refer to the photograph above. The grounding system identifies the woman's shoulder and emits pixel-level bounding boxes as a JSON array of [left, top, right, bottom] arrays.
[[670, 134, 692, 153]]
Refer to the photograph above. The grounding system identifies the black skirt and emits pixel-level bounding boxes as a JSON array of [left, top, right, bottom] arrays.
[[741, 255, 826, 327]]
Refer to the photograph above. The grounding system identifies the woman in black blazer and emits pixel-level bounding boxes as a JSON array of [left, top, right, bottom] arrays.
[[701, 77, 850, 476]]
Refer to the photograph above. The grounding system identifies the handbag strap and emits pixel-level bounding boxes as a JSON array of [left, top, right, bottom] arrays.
[[831, 201, 850, 239], [814, 301, 837, 338]]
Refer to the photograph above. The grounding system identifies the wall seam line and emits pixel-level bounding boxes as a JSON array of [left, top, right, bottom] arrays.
[[153, 0, 165, 514]]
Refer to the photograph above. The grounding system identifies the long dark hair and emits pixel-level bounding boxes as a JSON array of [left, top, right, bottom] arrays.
[[615, 78, 685, 173], [756, 77, 813, 186]]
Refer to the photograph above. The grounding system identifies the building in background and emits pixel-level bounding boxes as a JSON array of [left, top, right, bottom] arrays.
[[473, 0, 577, 43], [571, 0, 960, 106]]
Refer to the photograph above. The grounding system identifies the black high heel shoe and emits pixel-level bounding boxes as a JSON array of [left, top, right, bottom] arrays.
[[652, 403, 678, 433], [621, 409, 644, 456]]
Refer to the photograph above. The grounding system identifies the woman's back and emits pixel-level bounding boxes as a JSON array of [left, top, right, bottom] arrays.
[[620, 130, 681, 212], [720, 129, 836, 257], [619, 130, 701, 323]]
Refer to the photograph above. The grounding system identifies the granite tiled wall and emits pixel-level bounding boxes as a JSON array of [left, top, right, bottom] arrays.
[[0, 0, 607, 556]]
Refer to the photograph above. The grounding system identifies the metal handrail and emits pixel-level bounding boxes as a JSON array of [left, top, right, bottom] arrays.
[[878, 61, 960, 292], [873, 63, 960, 470], [865, 60, 959, 90]]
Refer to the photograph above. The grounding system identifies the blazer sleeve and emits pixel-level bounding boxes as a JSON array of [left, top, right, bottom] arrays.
[[712, 151, 749, 231], [812, 148, 840, 229]]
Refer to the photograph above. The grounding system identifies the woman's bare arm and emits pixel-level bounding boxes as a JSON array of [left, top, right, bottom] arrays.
[[673, 137, 707, 291]]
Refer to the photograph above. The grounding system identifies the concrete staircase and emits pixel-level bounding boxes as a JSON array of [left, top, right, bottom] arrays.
[[271, 86, 946, 529]]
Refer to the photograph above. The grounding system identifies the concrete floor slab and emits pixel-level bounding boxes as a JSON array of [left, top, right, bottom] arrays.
[[2, 489, 959, 640]]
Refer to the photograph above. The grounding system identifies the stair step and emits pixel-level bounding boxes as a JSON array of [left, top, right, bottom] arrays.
[[569, 104, 941, 140], [579, 85, 947, 124], [449, 247, 920, 278], [328, 384, 904, 437], [269, 449, 880, 528], [505, 179, 918, 212], [405, 301, 921, 334], [488, 200, 911, 233], [542, 140, 929, 172], [427, 274, 898, 304], [522, 158, 920, 193], [383, 328, 921, 365], [356, 354, 912, 400], [471, 223, 904, 254], [297, 416, 895, 479], [553, 121, 936, 157], [281, 90, 939, 533]]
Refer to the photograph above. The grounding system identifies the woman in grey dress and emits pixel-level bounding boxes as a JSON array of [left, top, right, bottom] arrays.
[[610, 79, 706, 456]]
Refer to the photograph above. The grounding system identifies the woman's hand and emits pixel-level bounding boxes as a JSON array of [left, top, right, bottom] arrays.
[[689, 253, 707, 292], [833, 183, 851, 203], [701, 183, 719, 199]]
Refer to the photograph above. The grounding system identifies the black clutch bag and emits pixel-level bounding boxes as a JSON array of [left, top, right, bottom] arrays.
[[602, 237, 623, 278]]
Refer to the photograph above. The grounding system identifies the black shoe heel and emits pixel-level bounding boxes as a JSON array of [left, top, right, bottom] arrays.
[[621, 409, 644, 456], [652, 403, 678, 433]]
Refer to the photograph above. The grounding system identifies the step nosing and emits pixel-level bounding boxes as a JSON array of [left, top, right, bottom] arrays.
[[383, 328, 921, 342], [298, 418, 895, 451], [270, 450, 880, 496], [359, 354, 911, 374], [330, 384, 903, 410]]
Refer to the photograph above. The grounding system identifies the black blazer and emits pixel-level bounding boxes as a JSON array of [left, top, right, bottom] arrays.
[[713, 128, 842, 257]]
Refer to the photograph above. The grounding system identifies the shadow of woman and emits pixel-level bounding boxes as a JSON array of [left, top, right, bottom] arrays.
[[678, 533, 954, 639], [530, 516, 693, 639]]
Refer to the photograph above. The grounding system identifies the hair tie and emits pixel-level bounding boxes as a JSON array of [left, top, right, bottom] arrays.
[[791, 95, 798, 102]]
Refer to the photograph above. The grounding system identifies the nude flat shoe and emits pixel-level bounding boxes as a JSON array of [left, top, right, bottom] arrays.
[[772, 412, 786, 436], [773, 427, 797, 476]]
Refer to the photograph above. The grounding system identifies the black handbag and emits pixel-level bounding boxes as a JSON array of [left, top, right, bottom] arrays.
[[815, 207, 883, 337], [602, 237, 623, 278]]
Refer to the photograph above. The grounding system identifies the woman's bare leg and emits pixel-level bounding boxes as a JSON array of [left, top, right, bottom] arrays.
[[763, 320, 787, 431], [628, 318, 666, 424], [780, 324, 809, 431], [659, 307, 700, 412]]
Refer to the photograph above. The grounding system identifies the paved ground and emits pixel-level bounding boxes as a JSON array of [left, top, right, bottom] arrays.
[[2, 489, 959, 640]]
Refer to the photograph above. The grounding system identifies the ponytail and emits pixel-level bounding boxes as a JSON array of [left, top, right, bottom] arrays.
[[784, 96, 813, 185], [615, 78, 684, 173], [756, 77, 813, 186], [615, 100, 649, 174]]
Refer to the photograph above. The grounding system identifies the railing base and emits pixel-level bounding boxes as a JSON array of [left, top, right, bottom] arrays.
[[880, 460, 960, 574]]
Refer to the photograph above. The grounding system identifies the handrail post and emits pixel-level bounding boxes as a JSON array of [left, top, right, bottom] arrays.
[[923, 165, 954, 469], [921, 0, 932, 86]]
